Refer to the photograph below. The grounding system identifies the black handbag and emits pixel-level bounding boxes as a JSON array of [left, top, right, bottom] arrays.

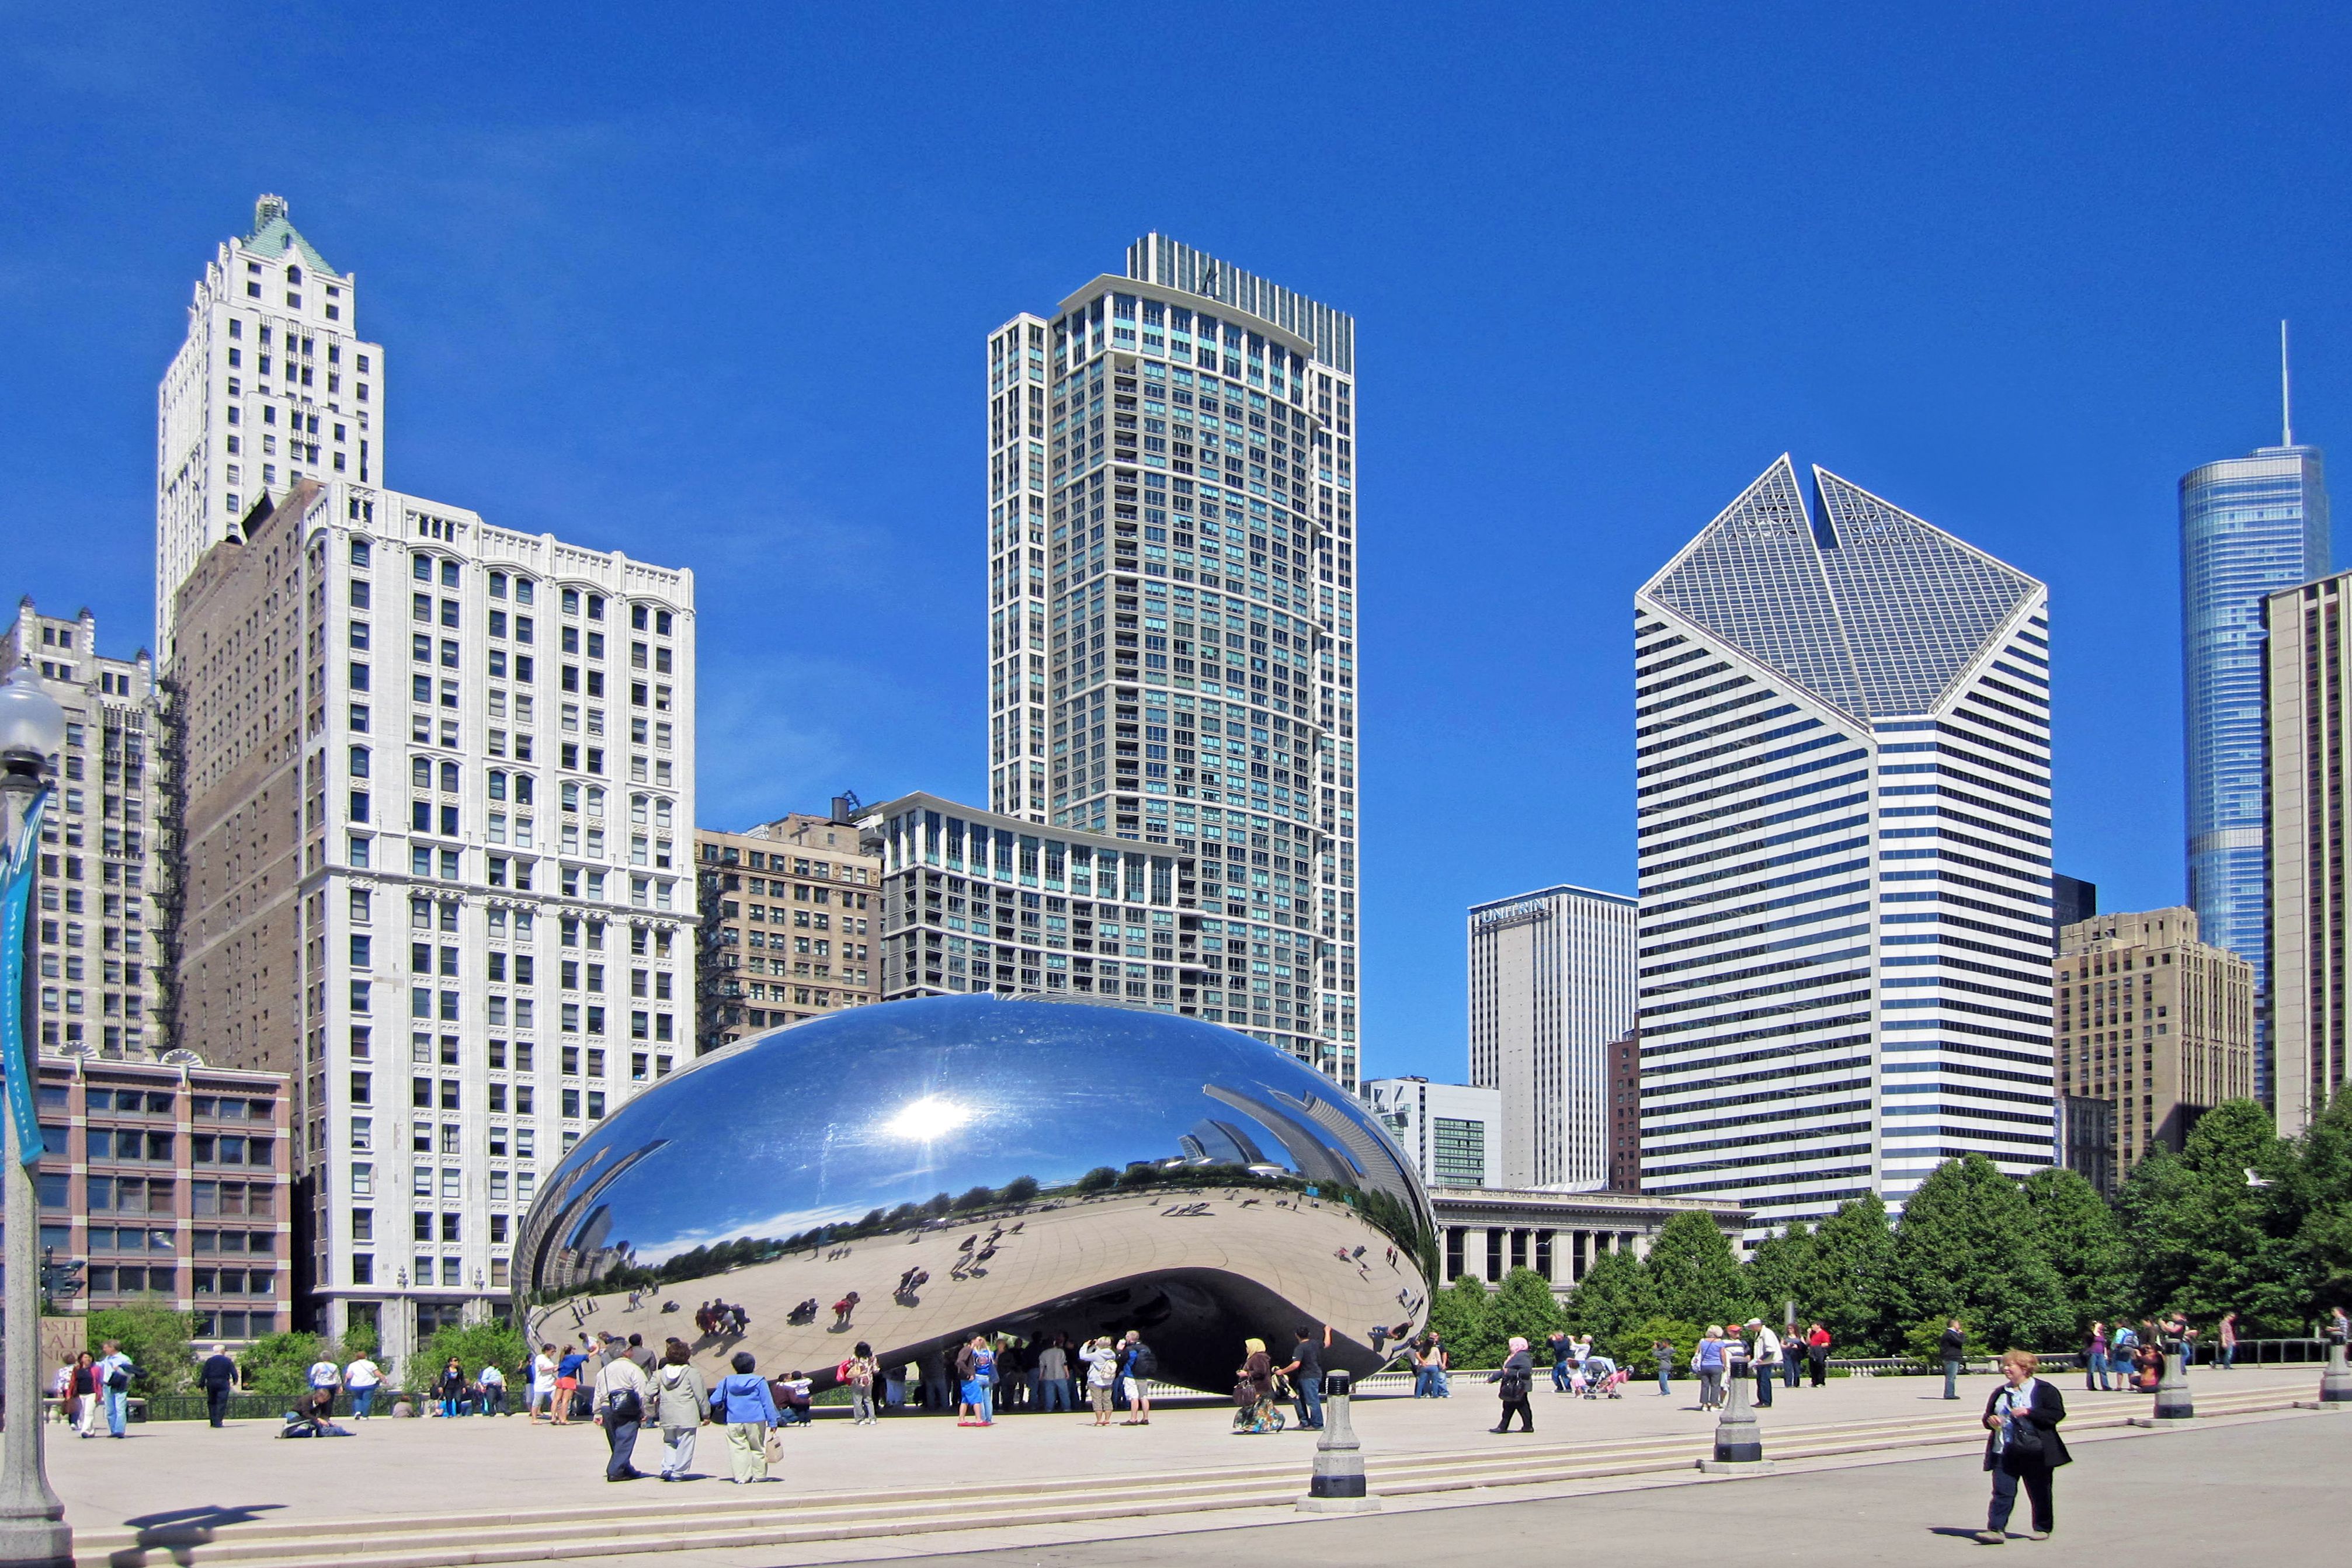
[[2003, 1403, 2046, 1465]]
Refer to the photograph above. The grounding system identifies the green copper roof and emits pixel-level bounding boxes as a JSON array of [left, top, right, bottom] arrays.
[[242, 194, 339, 277]]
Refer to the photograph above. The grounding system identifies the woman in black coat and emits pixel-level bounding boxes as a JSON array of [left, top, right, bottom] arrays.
[[1975, 1349, 2070, 1542], [1486, 1336, 1535, 1434]]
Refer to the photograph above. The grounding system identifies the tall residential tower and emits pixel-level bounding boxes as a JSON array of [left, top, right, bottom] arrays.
[[1466, 884, 1637, 1190], [1634, 458, 2054, 1233], [985, 237, 1361, 1084]]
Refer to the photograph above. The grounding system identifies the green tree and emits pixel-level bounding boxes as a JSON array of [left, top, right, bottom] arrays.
[[422, 1319, 528, 1387], [2021, 1165, 2131, 1334], [1742, 1221, 1815, 1330], [1565, 1246, 1657, 1347], [2118, 1099, 2306, 1331], [2288, 1089, 2352, 1317], [1614, 1316, 1707, 1376], [1890, 1155, 2070, 1353], [85, 1302, 194, 1395], [1644, 1212, 1756, 1325], [1487, 1267, 1566, 1348], [1808, 1194, 1899, 1353], [238, 1330, 329, 1408], [1426, 1275, 1502, 1368]]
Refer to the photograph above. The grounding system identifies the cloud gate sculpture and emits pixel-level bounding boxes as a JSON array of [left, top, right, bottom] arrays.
[[516, 996, 1436, 1395]]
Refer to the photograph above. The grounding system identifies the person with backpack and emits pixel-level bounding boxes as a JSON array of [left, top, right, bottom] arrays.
[[712, 1351, 781, 1483], [96, 1341, 137, 1438], [1488, 1336, 1535, 1433], [1120, 1330, 1159, 1427], [593, 1343, 651, 1481], [1080, 1336, 1119, 1427], [650, 1340, 708, 1480], [840, 1342, 880, 1426]]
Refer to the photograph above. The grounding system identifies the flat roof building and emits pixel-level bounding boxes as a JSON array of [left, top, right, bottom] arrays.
[[2056, 907, 2252, 1171], [1364, 1077, 1500, 1190], [695, 808, 882, 1049], [1467, 883, 1636, 1191], [1, 601, 165, 1059]]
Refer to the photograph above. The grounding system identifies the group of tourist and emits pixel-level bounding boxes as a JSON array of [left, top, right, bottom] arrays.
[[46, 1341, 136, 1437], [2080, 1311, 2243, 1391], [1229, 1326, 1330, 1435], [693, 1301, 751, 1337], [1680, 1321, 1830, 1410]]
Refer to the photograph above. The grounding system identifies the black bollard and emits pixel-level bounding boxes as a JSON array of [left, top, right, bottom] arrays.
[[1697, 1358, 1773, 1473], [1298, 1368, 1379, 1513]]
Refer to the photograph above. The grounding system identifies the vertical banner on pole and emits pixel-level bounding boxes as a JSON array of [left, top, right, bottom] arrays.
[[0, 790, 50, 1167]]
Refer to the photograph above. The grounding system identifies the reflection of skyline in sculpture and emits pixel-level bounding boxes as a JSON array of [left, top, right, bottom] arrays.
[[515, 996, 1436, 1392]]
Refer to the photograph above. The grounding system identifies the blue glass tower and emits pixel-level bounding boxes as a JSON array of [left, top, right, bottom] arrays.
[[2181, 436, 2329, 1106]]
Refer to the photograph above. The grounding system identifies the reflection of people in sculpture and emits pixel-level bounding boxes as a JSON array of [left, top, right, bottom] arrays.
[[831, 1291, 860, 1330]]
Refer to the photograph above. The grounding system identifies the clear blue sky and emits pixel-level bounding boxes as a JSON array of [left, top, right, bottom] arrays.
[[4, 2, 2346, 1083]]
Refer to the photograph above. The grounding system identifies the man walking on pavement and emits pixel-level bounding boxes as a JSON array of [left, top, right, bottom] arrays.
[[200, 1344, 237, 1427], [95, 1340, 135, 1438], [593, 1341, 651, 1480], [1940, 1319, 1968, 1400]]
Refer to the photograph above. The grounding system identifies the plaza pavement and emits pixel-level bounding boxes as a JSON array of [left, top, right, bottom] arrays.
[[42, 1364, 2331, 1565], [887, 1400, 2352, 1568]]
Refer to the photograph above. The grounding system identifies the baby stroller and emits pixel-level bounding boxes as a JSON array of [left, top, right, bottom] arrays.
[[1581, 1355, 1626, 1399]]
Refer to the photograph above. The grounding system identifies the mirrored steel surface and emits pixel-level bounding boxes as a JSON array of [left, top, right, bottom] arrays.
[[517, 996, 1435, 1392]]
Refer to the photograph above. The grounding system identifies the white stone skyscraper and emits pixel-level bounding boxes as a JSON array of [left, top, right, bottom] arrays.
[[985, 236, 1361, 1084], [1467, 884, 1637, 1190], [156, 199, 694, 1361], [1634, 457, 2053, 1235], [155, 194, 386, 660]]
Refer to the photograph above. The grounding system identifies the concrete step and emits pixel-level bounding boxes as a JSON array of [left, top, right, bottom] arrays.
[[71, 1387, 2306, 1568]]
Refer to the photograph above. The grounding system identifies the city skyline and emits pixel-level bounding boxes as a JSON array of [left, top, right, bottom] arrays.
[[6, 5, 2350, 1084]]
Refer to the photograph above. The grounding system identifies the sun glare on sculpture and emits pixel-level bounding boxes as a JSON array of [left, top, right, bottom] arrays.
[[882, 1094, 974, 1142]]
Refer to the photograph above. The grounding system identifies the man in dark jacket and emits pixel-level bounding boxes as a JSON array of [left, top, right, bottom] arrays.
[[200, 1344, 238, 1427], [1939, 1320, 1967, 1400], [1976, 1350, 2069, 1542]]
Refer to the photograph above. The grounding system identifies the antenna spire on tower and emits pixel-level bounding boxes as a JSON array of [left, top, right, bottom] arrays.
[[2281, 319, 2295, 447]]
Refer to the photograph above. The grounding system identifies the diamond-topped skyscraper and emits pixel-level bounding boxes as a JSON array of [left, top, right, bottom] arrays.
[[1634, 458, 2052, 1233], [982, 237, 1361, 1084]]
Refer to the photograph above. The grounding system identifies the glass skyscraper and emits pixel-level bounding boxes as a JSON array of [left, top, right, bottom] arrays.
[[981, 237, 1361, 1086], [1635, 458, 2052, 1234], [2180, 441, 2329, 1105]]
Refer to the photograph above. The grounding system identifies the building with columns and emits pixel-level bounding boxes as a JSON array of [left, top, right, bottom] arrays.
[[1429, 1188, 1746, 1299]]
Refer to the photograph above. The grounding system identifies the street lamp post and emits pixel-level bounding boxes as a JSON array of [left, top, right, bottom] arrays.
[[0, 662, 72, 1568]]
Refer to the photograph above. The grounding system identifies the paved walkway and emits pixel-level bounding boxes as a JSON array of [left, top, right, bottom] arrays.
[[40, 1365, 2327, 1552], [884, 1404, 2352, 1568]]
